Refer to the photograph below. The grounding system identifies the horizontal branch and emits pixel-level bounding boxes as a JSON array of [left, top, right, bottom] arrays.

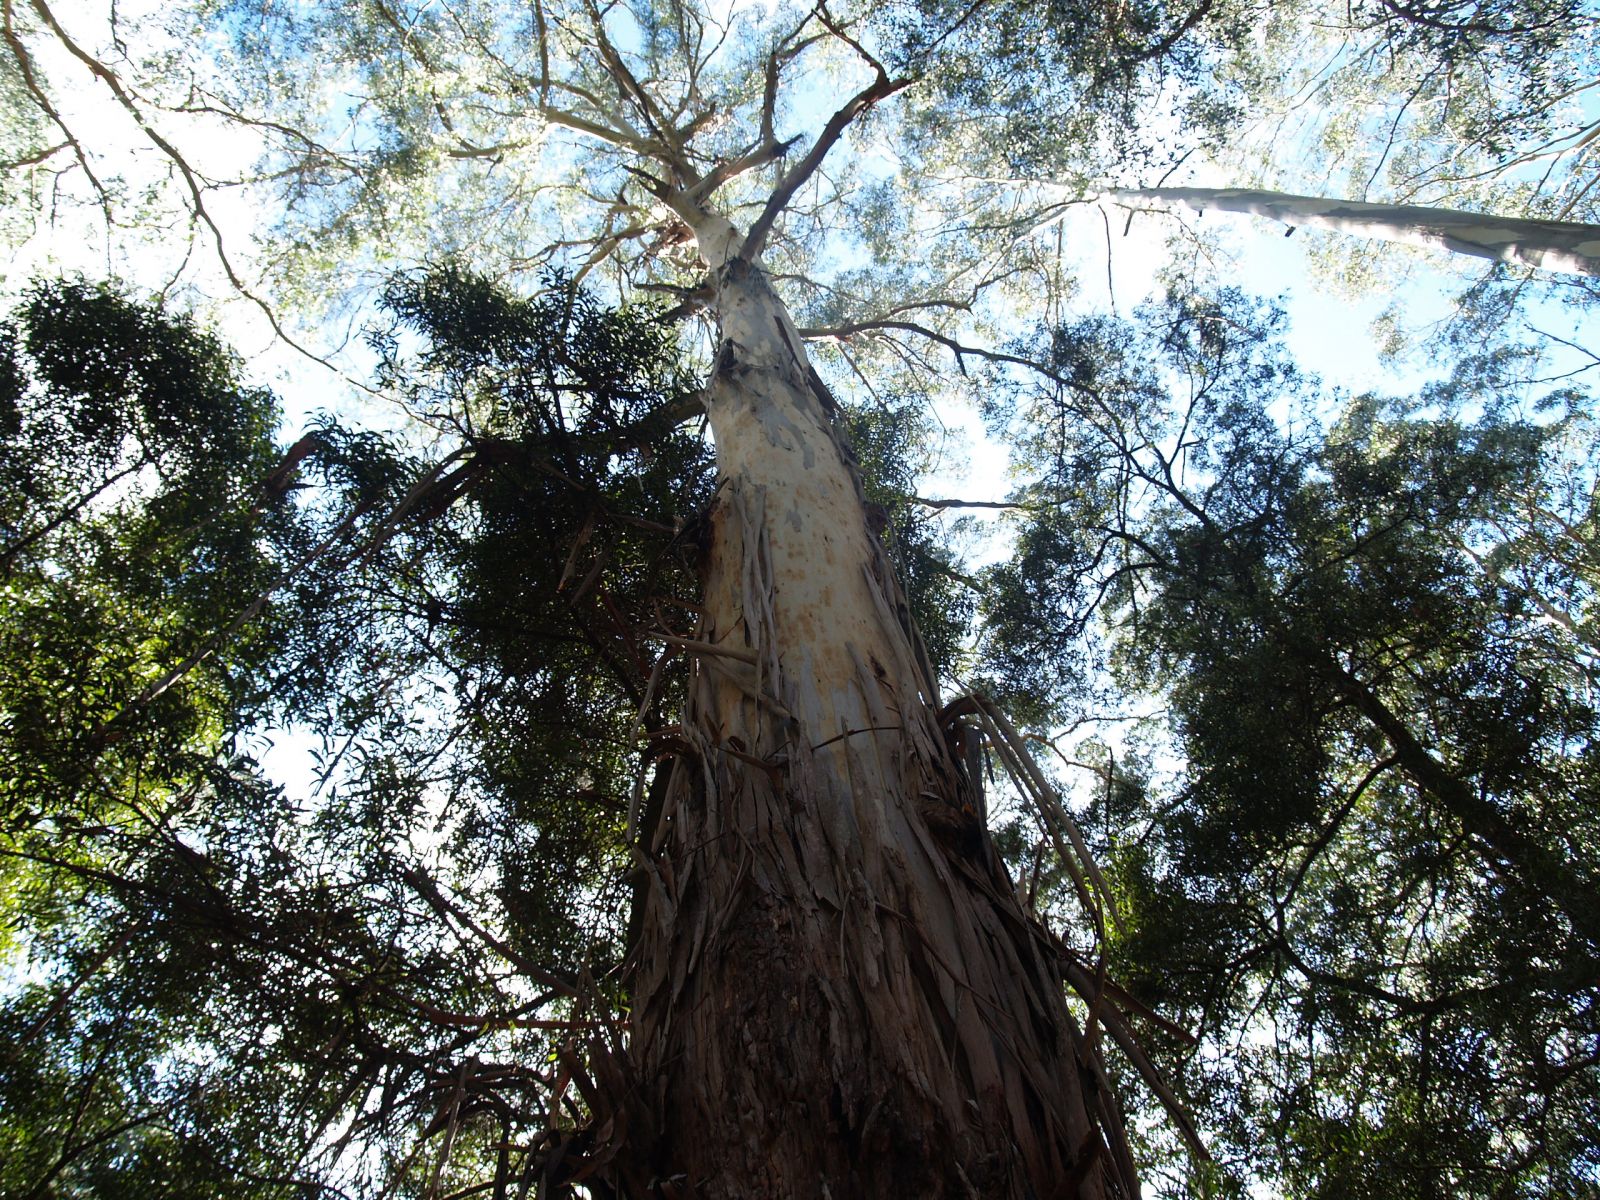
[[1110, 186, 1600, 276], [910, 495, 1026, 511], [799, 317, 1066, 385]]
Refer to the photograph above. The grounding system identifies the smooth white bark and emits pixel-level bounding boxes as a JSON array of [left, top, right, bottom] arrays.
[[1111, 186, 1600, 276]]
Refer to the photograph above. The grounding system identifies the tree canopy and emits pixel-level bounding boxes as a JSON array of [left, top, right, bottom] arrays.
[[986, 285, 1600, 1193], [1, 0, 1598, 1196]]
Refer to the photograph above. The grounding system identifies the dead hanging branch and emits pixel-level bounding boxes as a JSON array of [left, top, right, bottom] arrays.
[[956, 693, 1125, 936], [947, 689, 1212, 1167], [1059, 951, 1210, 1163]]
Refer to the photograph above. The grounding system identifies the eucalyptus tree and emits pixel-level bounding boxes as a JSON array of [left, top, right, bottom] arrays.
[[1, 268, 993, 1198], [1257, 0, 1600, 219], [887, 0, 1600, 294], [0, 0, 1186, 1195], [5, 0, 1597, 1196]]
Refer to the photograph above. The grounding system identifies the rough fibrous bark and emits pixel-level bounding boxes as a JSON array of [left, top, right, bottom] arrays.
[[609, 247, 1134, 1199], [1113, 186, 1600, 276]]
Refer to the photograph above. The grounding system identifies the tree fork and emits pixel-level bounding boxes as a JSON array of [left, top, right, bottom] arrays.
[[609, 250, 1134, 1198]]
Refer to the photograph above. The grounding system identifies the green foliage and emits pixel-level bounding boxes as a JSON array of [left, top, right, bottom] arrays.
[[0, 279, 387, 1196], [885, 0, 1600, 239], [0, 268, 968, 1197], [882, 0, 1251, 179], [0, 274, 690, 1195], [3, 0, 1597, 1189], [1, 279, 284, 830], [369, 266, 717, 974], [1318, 0, 1597, 180], [986, 286, 1600, 1195]]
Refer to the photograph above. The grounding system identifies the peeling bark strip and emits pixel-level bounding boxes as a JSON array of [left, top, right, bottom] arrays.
[[616, 254, 1133, 1199], [1112, 187, 1600, 276]]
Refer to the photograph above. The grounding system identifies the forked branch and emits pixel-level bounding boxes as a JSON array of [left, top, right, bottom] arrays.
[[740, 11, 908, 259]]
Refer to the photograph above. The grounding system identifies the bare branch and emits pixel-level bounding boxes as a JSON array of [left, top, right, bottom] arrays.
[[739, 16, 908, 260], [25, 0, 369, 380], [583, 0, 695, 181], [1, 138, 66, 169], [910, 496, 1027, 511], [760, 22, 828, 145], [401, 867, 580, 997], [799, 316, 1050, 380], [2, 0, 113, 225]]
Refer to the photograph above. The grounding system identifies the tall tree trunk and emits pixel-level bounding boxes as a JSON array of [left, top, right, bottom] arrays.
[[613, 247, 1134, 1198], [1110, 186, 1600, 276]]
